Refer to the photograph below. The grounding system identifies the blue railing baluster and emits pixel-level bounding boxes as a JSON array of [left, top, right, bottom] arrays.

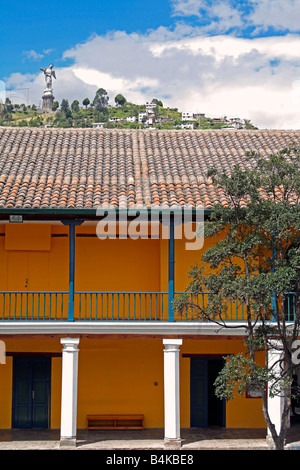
[[48, 293, 51, 321], [2, 294, 5, 320], [122, 293, 125, 321], [90, 293, 92, 321], [25, 293, 28, 321], [13, 294, 16, 321], [139, 294, 141, 321], [0, 291, 296, 323]]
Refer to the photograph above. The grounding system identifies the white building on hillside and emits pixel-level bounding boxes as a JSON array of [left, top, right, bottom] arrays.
[[138, 112, 147, 123], [146, 102, 157, 114], [181, 112, 194, 121]]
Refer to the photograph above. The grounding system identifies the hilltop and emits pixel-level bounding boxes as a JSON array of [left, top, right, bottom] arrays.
[[0, 90, 257, 130]]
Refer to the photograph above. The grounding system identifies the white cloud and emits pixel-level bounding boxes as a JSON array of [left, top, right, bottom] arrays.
[[171, 0, 207, 17], [249, 0, 300, 33], [22, 49, 53, 61], [23, 50, 45, 61], [171, 0, 244, 34], [5, 28, 300, 129], [72, 67, 159, 102], [0, 80, 5, 104], [171, 0, 300, 34], [150, 34, 300, 62]]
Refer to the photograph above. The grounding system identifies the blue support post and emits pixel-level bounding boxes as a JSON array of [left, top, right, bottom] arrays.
[[68, 223, 75, 322], [62, 219, 82, 322], [168, 217, 175, 322]]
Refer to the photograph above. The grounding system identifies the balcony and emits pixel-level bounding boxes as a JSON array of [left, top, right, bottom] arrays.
[[0, 218, 297, 325], [0, 291, 296, 322]]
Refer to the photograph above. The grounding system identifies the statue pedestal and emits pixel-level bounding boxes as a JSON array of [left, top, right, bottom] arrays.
[[42, 90, 54, 111]]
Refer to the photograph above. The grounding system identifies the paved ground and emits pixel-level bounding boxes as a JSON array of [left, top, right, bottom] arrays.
[[0, 425, 300, 450]]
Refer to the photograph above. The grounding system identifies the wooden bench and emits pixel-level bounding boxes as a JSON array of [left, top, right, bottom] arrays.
[[87, 414, 144, 431]]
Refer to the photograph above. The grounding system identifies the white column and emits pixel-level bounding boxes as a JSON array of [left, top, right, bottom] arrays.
[[163, 339, 182, 447], [60, 337, 80, 446], [267, 341, 285, 437]]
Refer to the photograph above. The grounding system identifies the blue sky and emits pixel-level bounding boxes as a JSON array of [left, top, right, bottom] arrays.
[[2, 0, 300, 128], [1, 0, 174, 76]]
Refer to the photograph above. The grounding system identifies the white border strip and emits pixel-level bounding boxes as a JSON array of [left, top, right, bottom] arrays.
[[0, 321, 248, 336]]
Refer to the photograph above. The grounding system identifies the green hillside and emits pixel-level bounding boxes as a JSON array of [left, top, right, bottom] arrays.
[[0, 92, 257, 130]]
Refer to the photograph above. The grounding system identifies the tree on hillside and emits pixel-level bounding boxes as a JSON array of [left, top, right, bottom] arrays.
[[5, 98, 14, 114], [82, 98, 90, 109], [60, 99, 71, 118], [71, 100, 80, 113], [173, 146, 300, 450], [152, 98, 163, 107], [52, 101, 59, 112], [93, 88, 109, 112], [114, 94, 126, 106], [0, 101, 12, 122]]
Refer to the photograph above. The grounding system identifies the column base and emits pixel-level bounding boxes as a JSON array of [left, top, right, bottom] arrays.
[[164, 438, 182, 449], [60, 437, 77, 447]]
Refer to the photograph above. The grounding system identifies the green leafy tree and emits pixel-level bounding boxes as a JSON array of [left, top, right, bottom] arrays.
[[173, 146, 300, 450], [52, 101, 59, 112], [82, 98, 90, 109], [5, 98, 13, 113], [1, 101, 12, 122], [152, 98, 163, 107], [18, 120, 28, 127], [114, 94, 126, 106], [20, 103, 27, 113], [28, 116, 43, 127], [60, 99, 71, 118], [92, 88, 109, 112], [71, 100, 80, 113]]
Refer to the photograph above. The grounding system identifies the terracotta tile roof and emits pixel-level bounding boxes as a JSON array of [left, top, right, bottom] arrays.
[[0, 127, 299, 212]]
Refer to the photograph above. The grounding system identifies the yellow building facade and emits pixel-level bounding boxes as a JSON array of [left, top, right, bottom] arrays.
[[0, 221, 266, 436], [1, 126, 299, 446]]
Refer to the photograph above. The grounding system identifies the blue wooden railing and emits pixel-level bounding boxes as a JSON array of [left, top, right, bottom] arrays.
[[0, 291, 296, 322], [0, 292, 69, 321], [75, 292, 169, 322]]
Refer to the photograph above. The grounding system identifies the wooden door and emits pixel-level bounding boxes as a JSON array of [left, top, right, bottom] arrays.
[[12, 357, 51, 428]]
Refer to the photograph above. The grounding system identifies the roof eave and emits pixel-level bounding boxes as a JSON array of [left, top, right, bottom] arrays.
[[0, 207, 213, 222]]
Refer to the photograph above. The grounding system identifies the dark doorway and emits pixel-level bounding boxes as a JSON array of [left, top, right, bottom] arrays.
[[190, 357, 225, 427], [12, 357, 51, 429]]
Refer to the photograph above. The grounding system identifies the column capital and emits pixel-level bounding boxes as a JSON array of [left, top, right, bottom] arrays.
[[163, 339, 182, 350], [60, 337, 80, 351]]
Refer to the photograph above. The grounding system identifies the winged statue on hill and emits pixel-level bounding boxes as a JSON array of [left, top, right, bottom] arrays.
[[40, 64, 56, 91]]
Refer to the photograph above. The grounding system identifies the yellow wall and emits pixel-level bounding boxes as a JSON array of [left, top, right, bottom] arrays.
[[0, 221, 224, 295], [0, 337, 266, 430], [0, 223, 161, 293], [76, 338, 164, 429], [0, 222, 266, 430], [75, 227, 160, 292], [0, 356, 13, 428]]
